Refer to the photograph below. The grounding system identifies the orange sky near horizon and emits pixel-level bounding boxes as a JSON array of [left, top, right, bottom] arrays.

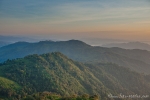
[[0, 0, 150, 41]]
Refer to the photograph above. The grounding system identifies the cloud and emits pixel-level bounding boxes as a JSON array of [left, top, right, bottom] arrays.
[[41, 2, 150, 25], [136, 21, 150, 24], [0, 0, 150, 36], [1, 0, 150, 22]]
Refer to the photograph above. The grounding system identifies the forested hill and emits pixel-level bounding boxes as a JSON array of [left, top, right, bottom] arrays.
[[0, 40, 150, 74], [0, 52, 150, 99]]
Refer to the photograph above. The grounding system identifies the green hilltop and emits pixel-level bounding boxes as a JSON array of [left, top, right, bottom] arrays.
[[0, 77, 21, 99], [0, 52, 150, 99], [1, 40, 150, 74]]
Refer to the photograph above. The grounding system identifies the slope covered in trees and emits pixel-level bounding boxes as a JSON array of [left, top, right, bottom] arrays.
[[0, 77, 21, 99], [0, 40, 150, 74], [23, 92, 99, 100], [0, 52, 150, 99]]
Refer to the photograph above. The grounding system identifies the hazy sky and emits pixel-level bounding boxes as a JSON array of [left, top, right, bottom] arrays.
[[0, 0, 150, 41]]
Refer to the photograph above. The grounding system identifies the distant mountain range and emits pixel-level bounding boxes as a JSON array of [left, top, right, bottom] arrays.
[[0, 41, 11, 47], [102, 41, 150, 51], [82, 38, 129, 46], [0, 35, 40, 48], [0, 35, 39, 43], [0, 52, 150, 99], [0, 40, 150, 74]]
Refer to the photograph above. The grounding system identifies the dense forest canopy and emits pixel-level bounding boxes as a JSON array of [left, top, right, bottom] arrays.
[[0, 52, 150, 100]]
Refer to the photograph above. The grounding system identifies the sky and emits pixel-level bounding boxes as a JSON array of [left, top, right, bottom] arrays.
[[0, 0, 150, 41]]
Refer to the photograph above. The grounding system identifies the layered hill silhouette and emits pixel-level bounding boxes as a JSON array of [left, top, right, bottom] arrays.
[[0, 40, 150, 74], [102, 41, 150, 51], [0, 41, 11, 47], [0, 52, 150, 99]]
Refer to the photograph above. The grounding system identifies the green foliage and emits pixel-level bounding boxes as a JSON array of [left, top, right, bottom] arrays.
[[0, 77, 21, 99], [23, 92, 99, 100], [85, 63, 150, 95], [0, 52, 108, 99], [0, 77, 20, 90], [0, 52, 150, 100], [1, 40, 150, 74]]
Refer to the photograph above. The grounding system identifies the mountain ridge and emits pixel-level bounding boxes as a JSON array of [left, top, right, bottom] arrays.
[[0, 40, 150, 74], [0, 52, 150, 99], [102, 41, 150, 51]]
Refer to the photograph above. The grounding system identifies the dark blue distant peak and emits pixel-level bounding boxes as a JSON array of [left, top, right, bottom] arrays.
[[65, 39, 91, 46], [38, 40, 54, 43], [67, 40, 85, 44], [15, 41, 30, 44]]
